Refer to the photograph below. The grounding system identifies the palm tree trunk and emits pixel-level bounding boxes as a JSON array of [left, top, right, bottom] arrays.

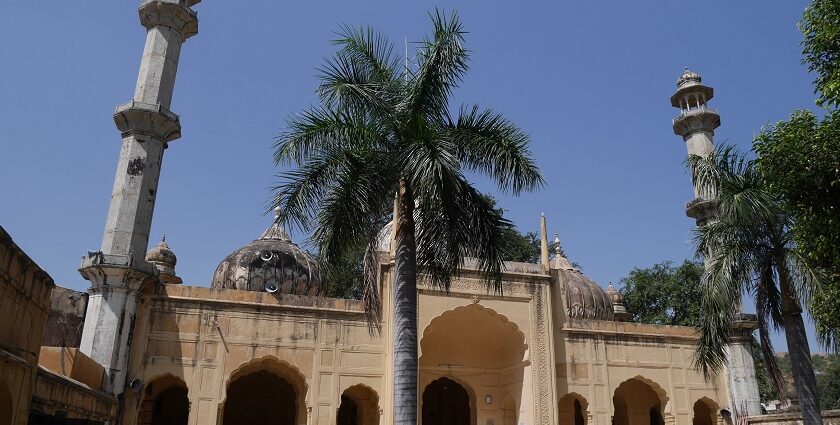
[[778, 259, 822, 425], [393, 180, 418, 425]]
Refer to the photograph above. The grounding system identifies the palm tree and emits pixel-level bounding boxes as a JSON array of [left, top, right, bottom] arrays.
[[689, 146, 822, 424], [271, 11, 543, 425]]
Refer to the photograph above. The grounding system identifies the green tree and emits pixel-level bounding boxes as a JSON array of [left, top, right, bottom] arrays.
[[689, 147, 821, 424], [753, 111, 840, 350], [751, 0, 840, 350], [619, 260, 780, 402], [620, 260, 703, 326], [272, 12, 542, 425]]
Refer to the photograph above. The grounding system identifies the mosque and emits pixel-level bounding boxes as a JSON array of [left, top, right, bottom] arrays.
[[0, 1, 767, 425]]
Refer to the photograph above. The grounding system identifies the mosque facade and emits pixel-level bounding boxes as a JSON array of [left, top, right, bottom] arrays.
[[1, 1, 774, 425]]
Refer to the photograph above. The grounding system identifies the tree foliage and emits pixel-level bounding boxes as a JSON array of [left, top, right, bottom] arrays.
[[619, 260, 704, 326], [801, 0, 840, 108], [749, 0, 840, 351], [689, 146, 821, 423], [754, 110, 840, 350]]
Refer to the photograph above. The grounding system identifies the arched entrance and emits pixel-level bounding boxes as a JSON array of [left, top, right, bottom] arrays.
[[337, 385, 380, 425], [692, 398, 718, 425], [419, 304, 527, 425], [223, 370, 296, 425], [221, 357, 308, 425], [422, 377, 470, 425], [138, 375, 188, 425], [0, 382, 13, 425], [558, 393, 588, 425], [612, 377, 667, 425]]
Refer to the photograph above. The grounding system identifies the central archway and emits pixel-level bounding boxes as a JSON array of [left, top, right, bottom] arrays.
[[223, 370, 296, 425], [612, 377, 667, 425], [221, 356, 308, 425], [422, 377, 470, 425]]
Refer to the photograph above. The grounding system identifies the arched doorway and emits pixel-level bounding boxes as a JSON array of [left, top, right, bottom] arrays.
[[612, 377, 667, 425], [138, 375, 188, 425], [692, 398, 717, 425], [419, 305, 526, 425], [223, 370, 297, 425], [337, 385, 380, 425], [558, 393, 588, 425], [422, 377, 470, 425], [0, 382, 13, 425]]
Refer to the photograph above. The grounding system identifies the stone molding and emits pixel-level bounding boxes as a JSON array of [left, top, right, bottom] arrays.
[[78, 262, 156, 293], [672, 107, 721, 136], [113, 101, 182, 143], [139, 1, 198, 40]]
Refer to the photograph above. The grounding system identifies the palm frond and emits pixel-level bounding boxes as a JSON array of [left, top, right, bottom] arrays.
[[448, 105, 544, 194], [404, 9, 469, 121]]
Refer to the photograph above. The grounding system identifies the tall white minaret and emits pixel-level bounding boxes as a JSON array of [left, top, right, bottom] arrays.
[[78, 0, 200, 395], [671, 69, 762, 418]]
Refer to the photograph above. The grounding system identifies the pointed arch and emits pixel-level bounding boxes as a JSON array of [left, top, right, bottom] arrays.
[[612, 376, 669, 425], [221, 356, 309, 425], [558, 392, 590, 425], [692, 397, 719, 425], [138, 374, 188, 425], [338, 383, 380, 425]]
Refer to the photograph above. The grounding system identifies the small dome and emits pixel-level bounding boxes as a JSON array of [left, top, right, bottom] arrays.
[[677, 67, 702, 89], [561, 269, 614, 321], [606, 282, 624, 304], [211, 209, 323, 295], [146, 236, 177, 271]]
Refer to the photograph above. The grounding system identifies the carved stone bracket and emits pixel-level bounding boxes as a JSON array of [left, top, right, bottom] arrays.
[[139, 0, 199, 40]]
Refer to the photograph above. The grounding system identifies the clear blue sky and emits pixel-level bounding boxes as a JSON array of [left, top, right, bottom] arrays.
[[0, 1, 822, 350]]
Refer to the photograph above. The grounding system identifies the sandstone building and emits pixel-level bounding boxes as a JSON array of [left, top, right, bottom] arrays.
[[1, 1, 774, 424]]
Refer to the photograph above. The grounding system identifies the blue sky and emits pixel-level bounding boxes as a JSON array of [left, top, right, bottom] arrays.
[[0, 1, 821, 350]]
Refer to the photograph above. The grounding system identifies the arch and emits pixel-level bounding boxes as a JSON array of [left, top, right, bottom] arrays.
[[221, 356, 309, 425], [558, 393, 589, 425], [612, 377, 668, 425], [138, 374, 189, 425], [692, 397, 718, 425], [337, 384, 380, 425], [0, 382, 13, 425], [422, 377, 472, 425], [420, 304, 527, 368]]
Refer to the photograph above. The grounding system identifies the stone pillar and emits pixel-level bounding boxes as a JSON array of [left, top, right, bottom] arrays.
[[670, 69, 761, 418], [79, 0, 199, 396]]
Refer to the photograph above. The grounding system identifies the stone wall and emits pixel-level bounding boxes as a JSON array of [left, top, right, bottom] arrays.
[[747, 410, 840, 425], [0, 225, 54, 425], [42, 287, 88, 348]]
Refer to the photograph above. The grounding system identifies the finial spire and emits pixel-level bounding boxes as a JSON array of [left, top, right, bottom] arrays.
[[161, 234, 166, 243], [554, 232, 561, 256], [539, 214, 549, 271], [274, 205, 281, 222]]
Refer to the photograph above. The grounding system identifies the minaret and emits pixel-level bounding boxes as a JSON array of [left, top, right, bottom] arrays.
[[78, 0, 199, 395], [671, 69, 761, 418]]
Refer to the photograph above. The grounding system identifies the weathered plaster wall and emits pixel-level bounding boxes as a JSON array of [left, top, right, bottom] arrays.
[[747, 411, 840, 425], [0, 225, 54, 425], [123, 284, 385, 425]]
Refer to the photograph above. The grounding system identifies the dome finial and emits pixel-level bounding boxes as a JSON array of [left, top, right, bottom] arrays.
[[274, 205, 281, 222], [162, 234, 166, 243], [553, 232, 561, 256]]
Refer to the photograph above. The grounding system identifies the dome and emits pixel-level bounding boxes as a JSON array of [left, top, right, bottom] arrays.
[[146, 236, 177, 274], [677, 67, 702, 89], [605, 282, 624, 304], [211, 209, 324, 295], [561, 269, 615, 321], [606, 282, 631, 322]]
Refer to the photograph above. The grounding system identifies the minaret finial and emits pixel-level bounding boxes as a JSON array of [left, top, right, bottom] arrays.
[[274, 205, 281, 221], [554, 232, 561, 256], [161, 234, 166, 243]]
